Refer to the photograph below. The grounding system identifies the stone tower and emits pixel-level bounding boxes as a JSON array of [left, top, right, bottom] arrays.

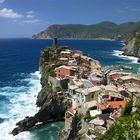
[[52, 38, 58, 49], [53, 38, 57, 45]]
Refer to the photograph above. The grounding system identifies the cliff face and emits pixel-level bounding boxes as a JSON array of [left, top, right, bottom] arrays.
[[123, 27, 140, 59], [11, 44, 71, 136], [32, 21, 140, 40], [11, 86, 71, 135], [58, 112, 83, 140]]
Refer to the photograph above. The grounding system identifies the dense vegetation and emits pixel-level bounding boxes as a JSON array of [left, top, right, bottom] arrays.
[[33, 21, 140, 40]]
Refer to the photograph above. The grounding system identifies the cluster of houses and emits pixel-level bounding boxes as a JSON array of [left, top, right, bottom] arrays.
[[47, 41, 140, 139], [64, 67, 140, 139]]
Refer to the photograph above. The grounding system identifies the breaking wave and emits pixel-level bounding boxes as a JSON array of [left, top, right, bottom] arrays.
[[0, 71, 41, 140], [112, 50, 139, 64]]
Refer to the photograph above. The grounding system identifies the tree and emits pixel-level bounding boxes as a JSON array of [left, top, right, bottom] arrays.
[[121, 100, 133, 116]]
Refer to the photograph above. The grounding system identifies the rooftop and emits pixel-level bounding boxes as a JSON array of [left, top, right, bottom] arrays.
[[88, 77, 102, 82], [96, 102, 107, 110], [59, 58, 69, 61], [106, 100, 126, 108], [68, 84, 79, 90], [60, 50, 71, 54], [101, 85, 117, 92], [120, 75, 140, 81], [85, 100, 97, 109], [81, 55, 93, 61], [108, 71, 131, 76], [96, 100, 126, 110], [81, 79, 93, 88], [76, 86, 101, 95], [99, 92, 123, 100], [69, 78, 84, 87], [55, 65, 77, 71], [127, 87, 140, 93]]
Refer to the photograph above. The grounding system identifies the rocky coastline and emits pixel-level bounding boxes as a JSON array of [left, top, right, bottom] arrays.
[[122, 41, 140, 62], [122, 27, 140, 62], [11, 39, 72, 136], [11, 85, 71, 135], [11, 38, 140, 140]]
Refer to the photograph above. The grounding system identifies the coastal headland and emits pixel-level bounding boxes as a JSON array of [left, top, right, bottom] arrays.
[[11, 38, 140, 139]]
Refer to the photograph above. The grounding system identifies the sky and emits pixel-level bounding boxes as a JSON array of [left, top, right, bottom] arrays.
[[0, 0, 140, 38]]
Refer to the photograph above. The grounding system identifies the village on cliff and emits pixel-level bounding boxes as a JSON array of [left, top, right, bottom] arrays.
[[39, 38, 140, 139]]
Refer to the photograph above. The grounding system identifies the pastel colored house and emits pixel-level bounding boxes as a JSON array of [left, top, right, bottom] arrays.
[[120, 75, 140, 86], [75, 86, 101, 105], [68, 78, 100, 105], [107, 71, 131, 84], [55, 65, 77, 79]]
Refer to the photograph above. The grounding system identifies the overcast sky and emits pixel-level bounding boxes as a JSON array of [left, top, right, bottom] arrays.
[[0, 0, 140, 38]]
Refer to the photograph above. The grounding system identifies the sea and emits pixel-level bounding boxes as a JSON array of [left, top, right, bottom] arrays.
[[0, 39, 139, 140]]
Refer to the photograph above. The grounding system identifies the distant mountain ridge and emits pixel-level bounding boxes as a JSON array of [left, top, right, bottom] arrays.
[[32, 21, 140, 39]]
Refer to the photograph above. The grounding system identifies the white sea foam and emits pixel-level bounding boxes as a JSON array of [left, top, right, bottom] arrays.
[[120, 41, 126, 46], [112, 50, 139, 64], [0, 71, 41, 140]]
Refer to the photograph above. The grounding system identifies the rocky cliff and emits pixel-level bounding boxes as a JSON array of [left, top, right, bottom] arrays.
[[123, 27, 140, 61], [58, 112, 83, 140], [12, 90, 70, 135], [11, 42, 71, 136]]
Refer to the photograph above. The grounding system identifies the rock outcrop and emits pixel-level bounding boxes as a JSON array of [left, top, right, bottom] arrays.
[[11, 87, 71, 135], [58, 112, 83, 140], [122, 27, 140, 59], [11, 41, 71, 136]]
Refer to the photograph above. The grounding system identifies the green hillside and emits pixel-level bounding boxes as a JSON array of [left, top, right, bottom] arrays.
[[32, 21, 140, 40]]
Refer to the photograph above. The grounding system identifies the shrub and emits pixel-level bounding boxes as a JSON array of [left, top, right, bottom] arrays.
[[121, 100, 133, 116]]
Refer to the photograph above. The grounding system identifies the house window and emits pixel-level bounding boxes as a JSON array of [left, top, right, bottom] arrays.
[[91, 95, 94, 98]]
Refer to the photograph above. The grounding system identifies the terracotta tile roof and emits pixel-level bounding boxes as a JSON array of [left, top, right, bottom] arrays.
[[96, 102, 107, 110], [97, 100, 126, 110], [106, 101, 126, 109]]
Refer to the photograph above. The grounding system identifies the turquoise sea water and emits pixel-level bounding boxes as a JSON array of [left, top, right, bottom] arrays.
[[0, 39, 139, 140]]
